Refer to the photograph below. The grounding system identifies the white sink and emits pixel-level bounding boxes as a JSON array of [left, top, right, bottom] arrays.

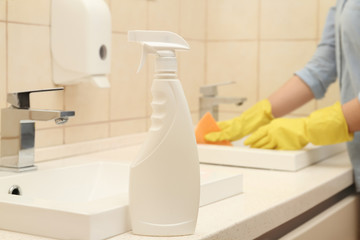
[[0, 161, 242, 240]]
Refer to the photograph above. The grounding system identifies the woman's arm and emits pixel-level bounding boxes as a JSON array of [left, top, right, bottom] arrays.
[[342, 97, 360, 133], [268, 7, 337, 118], [268, 75, 360, 133], [268, 76, 360, 133], [268, 75, 315, 118]]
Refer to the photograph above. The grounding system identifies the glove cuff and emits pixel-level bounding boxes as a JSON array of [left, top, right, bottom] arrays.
[[261, 99, 275, 121], [306, 102, 354, 145]]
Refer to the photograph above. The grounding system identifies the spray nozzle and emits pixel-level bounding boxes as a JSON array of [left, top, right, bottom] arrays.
[[128, 30, 190, 73]]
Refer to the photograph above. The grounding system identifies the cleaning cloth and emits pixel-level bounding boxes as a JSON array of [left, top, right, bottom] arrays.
[[195, 112, 232, 146]]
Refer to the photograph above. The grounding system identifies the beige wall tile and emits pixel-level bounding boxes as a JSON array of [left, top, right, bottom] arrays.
[[35, 128, 64, 149], [0, 0, 5, 21], [178, 40, 205, 112], [8, 24, 53, 92], [319, 0, 337, 39], [110, 33, 147, 120], [148, 0, 180, 33], [64, 82, 110, 125], [317, 81, 340, 109], [207, 41, 258, 112], [207, 0, 258, 40], [110, 119, 147, 137], [191, 111, 199, 126], [65, 123, 109, 144], [261, 0, 317, 40], [180, 0, 205, 40], [111, 0, 147, 33], [8, 0, 50, 25], [259, 41, 317, 115]]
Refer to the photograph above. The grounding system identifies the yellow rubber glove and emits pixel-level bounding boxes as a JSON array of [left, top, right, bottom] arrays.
[[205, 99, 274, 142], [244, 102, 354, 150]]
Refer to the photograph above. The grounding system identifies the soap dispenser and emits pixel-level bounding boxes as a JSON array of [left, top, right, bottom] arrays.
[[51, 0, 111, 88], [128, 30, 200, 236]]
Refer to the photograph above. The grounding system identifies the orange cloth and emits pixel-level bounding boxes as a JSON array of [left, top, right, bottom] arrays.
[[195, 112, 232, 146]]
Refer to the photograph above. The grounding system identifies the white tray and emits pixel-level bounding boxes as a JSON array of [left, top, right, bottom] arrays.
[[198, 142, 347, 171]]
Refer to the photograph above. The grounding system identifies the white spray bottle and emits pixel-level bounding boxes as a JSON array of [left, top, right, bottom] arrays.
[[128, 30, 200, 236]]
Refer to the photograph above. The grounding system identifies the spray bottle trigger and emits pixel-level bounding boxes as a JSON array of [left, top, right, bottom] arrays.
[[137, 44, 152, 73]]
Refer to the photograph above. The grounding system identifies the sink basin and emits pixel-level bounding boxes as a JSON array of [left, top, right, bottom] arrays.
[[198, 142, 346, 171], [0, 161, 242, 240]]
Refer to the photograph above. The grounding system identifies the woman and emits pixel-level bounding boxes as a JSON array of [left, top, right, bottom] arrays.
[[205, 0, 360, 190]]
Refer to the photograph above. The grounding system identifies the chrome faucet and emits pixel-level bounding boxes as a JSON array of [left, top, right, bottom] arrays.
[[0, 88, 75, 172], [199, 81, 246, 121]]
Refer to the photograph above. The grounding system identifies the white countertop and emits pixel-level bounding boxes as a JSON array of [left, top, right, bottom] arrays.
[[0, 142, 353, 240]]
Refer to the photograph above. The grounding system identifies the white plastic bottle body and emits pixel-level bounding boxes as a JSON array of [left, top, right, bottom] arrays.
[[129, 78, 200, 236]]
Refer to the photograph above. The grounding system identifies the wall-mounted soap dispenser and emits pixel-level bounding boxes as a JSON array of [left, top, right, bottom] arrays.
[[51, 0, 111, 88]]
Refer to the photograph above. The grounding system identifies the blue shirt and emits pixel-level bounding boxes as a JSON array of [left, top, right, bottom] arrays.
[[296, 0, 360, 190]]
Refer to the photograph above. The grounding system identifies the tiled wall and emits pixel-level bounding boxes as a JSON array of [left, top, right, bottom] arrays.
[[0, 0, 338, 150], [211, 0, 338, 120]]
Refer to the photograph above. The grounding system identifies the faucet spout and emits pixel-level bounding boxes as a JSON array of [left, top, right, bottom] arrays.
[[201, 96, 246, 106], [199, 82, 247, 121], [0, 88, 75, 172], [29, 109, 75, 122]]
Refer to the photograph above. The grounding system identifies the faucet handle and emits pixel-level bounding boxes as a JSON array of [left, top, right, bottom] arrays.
[[200, 81, 235, 96], [7, 87, 64, 109]]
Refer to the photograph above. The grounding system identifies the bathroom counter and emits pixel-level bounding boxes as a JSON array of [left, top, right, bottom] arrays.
[[0, 136, 353, 240], [110, 150, 353, 240]]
